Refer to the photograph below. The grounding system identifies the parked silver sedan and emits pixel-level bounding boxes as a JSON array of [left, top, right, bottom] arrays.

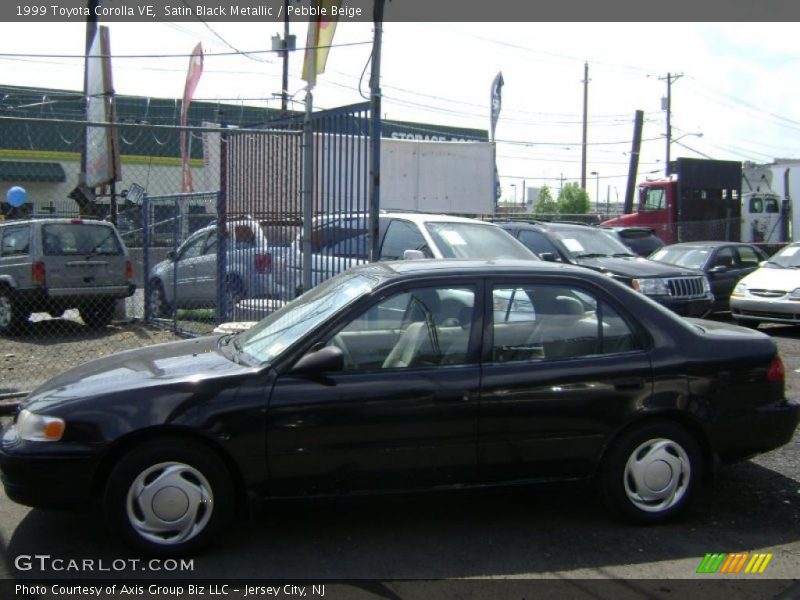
[[148, 218, 286, 317]]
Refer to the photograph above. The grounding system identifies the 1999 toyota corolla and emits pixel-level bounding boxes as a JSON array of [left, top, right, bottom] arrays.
[[1, 260, 798, 556]]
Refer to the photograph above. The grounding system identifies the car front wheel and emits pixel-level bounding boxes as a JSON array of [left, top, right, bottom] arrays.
[[601, 420, 701, 523], [104, 438, 234, 556], [149, 280, 171, 318]]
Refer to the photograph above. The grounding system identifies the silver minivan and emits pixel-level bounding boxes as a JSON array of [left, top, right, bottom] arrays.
[[0, 218, 135, 334]]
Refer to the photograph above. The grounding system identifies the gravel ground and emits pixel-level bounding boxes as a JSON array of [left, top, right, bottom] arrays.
[[0, 315, 185, 399]]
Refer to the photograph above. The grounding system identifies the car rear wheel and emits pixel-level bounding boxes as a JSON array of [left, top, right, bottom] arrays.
[[0, 288, 30, 335], [104, 438, 234, 556], [601, 420, 701, 523], [79, 300, 115, 328], [149, 280, 171, 318]]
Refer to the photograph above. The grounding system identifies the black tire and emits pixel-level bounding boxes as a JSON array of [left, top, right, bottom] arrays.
[[149, 279, 172, 318], [104, 438, 234, 557], [79, 299, 115, 329], [601, 420, 702, 524], [0, 287, 30, 335]]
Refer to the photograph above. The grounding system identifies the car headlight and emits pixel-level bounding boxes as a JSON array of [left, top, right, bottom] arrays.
[[15, 409, 65, 442], [631, 277, 669, 296], [731, 282, 748, 298], [790, 288, 800, 301]]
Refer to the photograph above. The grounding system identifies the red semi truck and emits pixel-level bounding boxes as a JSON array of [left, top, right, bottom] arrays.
[[603, 158, 745, 244]]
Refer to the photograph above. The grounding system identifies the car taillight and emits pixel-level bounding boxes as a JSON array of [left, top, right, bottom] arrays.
[[254, 253, 272, 274], [32, 261, 46, 284], [767, 355, 785, 384], [125, 260, 134, 281]]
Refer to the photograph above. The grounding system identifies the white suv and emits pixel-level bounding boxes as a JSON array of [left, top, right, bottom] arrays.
[[281, 212, 538, 298]]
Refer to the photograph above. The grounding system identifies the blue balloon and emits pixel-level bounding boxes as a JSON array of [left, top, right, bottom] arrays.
[[6, 186, 27, 207]]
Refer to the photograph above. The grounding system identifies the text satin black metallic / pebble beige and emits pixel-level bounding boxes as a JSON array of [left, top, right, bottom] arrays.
[[1, 259, 798, 556]]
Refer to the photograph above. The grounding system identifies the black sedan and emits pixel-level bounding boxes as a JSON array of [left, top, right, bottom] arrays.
[[650, 241, 770, 312], [1, 260, 798, 556]]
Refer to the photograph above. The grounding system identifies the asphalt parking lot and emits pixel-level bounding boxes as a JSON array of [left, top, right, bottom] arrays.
[[0, 317, 798, 590]]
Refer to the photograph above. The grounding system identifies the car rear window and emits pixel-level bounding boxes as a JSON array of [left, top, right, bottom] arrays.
[[42, 223, 123, 256]]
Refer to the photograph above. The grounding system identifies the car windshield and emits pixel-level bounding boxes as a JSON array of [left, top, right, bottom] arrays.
[[552, 228, 632, 259], [767, 244, 800, 268], [237, 268, 385, 364], [42, 223, 122, 256], [425, 222, 537, 260], [650, 247, 711, 270]]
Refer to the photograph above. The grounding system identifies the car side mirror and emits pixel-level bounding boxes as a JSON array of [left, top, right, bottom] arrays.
[[539, 252, 558, 262], [709, 265, 728, 274], [291, 345, 344, 375], [166, 250, 177, 261], [403, 249, 426, 260]]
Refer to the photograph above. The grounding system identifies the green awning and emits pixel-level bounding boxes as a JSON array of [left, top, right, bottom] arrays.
[[0, 160, 66, 183]]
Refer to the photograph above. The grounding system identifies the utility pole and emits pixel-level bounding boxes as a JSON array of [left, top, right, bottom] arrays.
[[272, 1, 295, 118], [624, 109, 644, 214], [659, 72, 682, 175], [581, 61, 589, 190], [368, 0, 385, 262]]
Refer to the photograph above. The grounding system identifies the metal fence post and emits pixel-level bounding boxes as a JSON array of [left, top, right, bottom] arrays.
[[142, 194, 151, 322], [302, 90, 314, 294], [217, 131, 228, 323]]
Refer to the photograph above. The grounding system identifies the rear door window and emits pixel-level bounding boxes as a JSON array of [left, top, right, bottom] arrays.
[[42, 223, 122, 256], [1, 225, 31, 257]]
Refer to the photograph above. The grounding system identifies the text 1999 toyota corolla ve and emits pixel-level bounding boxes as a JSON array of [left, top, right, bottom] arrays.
[[1, 260, 798, 555]]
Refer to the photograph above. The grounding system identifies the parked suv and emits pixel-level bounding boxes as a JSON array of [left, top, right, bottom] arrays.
[[283, 212, 538, 297], [148, 217, 285, 317], [497, 221, 713, 317], [0, 218, 135, 334]]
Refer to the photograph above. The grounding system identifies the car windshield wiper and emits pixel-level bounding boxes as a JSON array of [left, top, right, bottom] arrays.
[[574, 253, 610, 259], [611, 252, 636, 258], [85, 233, 115, 257]]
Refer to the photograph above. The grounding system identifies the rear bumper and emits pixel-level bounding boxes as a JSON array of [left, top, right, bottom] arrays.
[[708, 399, 800, 463]]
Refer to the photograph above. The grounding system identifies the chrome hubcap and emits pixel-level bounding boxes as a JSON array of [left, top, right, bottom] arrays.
[[0, 296, 11, 327], [623, 438, 690, 513], [126, 462, 213, 546]]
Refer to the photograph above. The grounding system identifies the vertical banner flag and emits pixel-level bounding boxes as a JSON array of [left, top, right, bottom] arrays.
[[302, 1, 341, 86], [181, 43, 204, 193], [490, 72, 504, 200], [85, 26, 121, 188]]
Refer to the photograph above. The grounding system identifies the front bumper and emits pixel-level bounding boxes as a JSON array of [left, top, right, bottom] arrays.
[[654, 294, 714, 317], [707, 399, 800, 463], [0, 426, 100, 509], [731, 297, 800, 325]]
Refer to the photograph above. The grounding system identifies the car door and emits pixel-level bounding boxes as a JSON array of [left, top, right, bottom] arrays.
[[173, 231, 207, 306], [194, 231, 217, 305], [478, 278, 653, 483], [707, 246, 742, 306], [267, 282, 483, 495]]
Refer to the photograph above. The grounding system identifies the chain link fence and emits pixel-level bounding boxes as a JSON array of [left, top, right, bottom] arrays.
[[1, 106, 374, 395]]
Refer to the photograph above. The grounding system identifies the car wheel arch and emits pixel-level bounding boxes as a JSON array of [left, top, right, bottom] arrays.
[[597, 412, 714, 482], [91, 426, 248, 513]]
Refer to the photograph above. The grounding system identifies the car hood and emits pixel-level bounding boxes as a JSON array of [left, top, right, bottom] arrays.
[[576, 256, 703, 278], [740, 267, 800, 291], [23, 336, 253, 413]]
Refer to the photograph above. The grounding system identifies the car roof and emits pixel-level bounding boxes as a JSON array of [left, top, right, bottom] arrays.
[[381, 211, 497, 225], [495, 221, 595, 233], [0, 218, 116, 227], [662, 241, 757, 248], [354, 258, 600, 280]]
